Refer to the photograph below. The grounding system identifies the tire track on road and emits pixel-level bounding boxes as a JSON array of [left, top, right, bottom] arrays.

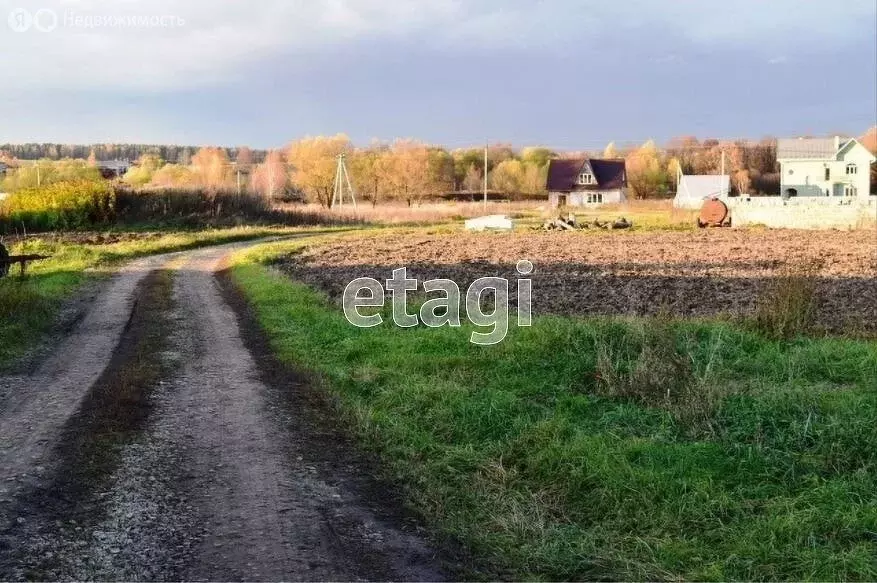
[[0, 238, 447, 581]]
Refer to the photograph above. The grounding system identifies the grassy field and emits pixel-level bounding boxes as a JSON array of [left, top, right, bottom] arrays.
[[277, 199, 700, 231], [0, 227, 316, 368], [230, 237, 877, 581]]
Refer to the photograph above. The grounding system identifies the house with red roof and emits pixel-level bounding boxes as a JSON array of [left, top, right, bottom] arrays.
[[546, 158, 627, 207]]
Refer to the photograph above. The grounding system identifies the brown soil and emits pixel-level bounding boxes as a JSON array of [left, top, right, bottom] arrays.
[[274, 229, 877, 334]]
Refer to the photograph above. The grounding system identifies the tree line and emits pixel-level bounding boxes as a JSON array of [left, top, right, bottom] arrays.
[[3, 126, 875, 204], [0, 143, 267, 165], [107, 135, 786, 202]]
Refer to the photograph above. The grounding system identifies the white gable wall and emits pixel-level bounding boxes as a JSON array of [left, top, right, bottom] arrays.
[[779, 140, 874, 199], [549, 189, 626, 207]]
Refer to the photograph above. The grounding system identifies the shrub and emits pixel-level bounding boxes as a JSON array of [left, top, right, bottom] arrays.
[[115, 187, 269, 221], [113, 187, 365, 227], [0, 159, 102, 192], [0, 180, 115, 233]]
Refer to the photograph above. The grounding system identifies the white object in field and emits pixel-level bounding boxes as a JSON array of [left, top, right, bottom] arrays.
[[465, 215, 513, 231], [673, 175, 730, 209], [0, 192, 8, 201]]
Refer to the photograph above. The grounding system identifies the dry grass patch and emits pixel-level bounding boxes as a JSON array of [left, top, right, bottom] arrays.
[[754, 260, 822, 339], [594, 316, 726, 431]]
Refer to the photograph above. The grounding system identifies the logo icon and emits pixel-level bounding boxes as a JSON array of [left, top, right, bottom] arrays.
[[7, 8, 58, 32], [8, 7, 32, 32], [33, 8, 58, 32]]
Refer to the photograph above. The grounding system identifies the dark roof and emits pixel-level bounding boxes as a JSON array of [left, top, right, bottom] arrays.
[[546, 158, 626, 191], [546, 158, 585, 191], [589, 159, 626, 189]]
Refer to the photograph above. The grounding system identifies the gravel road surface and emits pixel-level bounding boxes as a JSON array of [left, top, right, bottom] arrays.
[[0, 240, 445, 581]]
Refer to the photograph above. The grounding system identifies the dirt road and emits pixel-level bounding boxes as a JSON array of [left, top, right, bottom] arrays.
[[0, 241, 446, 581]]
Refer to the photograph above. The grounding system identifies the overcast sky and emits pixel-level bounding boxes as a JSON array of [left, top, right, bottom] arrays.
[[2, 0, 875, 149]]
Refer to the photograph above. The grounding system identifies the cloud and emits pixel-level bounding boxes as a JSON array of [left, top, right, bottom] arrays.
[[0, 0, 466, 92], [651, 55, 681, 64], [768, 56, 789, 65], [0, 0, 873, 94]]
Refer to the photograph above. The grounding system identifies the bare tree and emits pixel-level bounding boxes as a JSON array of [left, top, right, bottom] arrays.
[[462, 164, 482, 192], [235, 146, 254, 172], [251, 150, 287, 200]]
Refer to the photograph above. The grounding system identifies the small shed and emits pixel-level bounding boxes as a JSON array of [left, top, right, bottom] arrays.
[[673, 175, 730, 209]]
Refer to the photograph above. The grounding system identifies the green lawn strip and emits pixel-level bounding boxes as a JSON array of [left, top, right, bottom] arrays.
[[0, 226, 319, 368], [229, 241, 877, 581]]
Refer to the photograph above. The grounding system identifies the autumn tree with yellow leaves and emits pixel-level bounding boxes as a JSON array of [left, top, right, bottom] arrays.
[[190, 147, 232, 190], [286, 134, 351, 207]]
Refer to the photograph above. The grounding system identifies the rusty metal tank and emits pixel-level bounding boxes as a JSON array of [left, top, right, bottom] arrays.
[[698, 199, 731, 228]]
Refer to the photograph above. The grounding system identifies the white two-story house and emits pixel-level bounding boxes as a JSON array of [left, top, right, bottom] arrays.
[[777, 136, 875, 199]]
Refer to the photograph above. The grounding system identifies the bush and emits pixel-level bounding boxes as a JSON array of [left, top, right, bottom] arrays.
[[0, 159, 102, 192], [114, 187, 365, 227], [115, 187, 269, 222], [0, 183, 365, 234], [0, 180, 115, 233]]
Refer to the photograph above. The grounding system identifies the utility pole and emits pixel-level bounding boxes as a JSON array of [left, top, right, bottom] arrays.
[[36, 164, 40, 187], [483, 142, 488, 211], [332, 153, 357, 209], [720, 150, 726, 197]]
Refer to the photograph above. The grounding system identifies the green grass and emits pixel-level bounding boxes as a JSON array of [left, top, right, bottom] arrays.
[[0, 226, 314, 368], [230, 239, 877, 581]]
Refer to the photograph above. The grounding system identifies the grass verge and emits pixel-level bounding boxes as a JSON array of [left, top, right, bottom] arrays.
[[0, 226, 319, 368], [229, 239, 877, 581]]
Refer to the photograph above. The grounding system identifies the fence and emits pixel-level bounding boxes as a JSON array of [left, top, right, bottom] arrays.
[[725, 196, 876, 229]]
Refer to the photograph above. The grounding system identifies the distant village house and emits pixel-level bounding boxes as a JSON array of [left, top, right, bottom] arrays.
[[777, 136, 875, 199], [96, 160, 132, 179], [546, 158, 627, 207]]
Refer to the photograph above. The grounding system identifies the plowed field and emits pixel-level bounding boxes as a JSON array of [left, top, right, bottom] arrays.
[[276, 229, 877, 333]]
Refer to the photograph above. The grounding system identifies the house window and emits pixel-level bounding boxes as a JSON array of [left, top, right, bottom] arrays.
[[846, 163, 857, 175], [844, 185, 857, 197], [586, 193, 603, 204], [578, 172, 594, 185], [824, 168, 830, 180]]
